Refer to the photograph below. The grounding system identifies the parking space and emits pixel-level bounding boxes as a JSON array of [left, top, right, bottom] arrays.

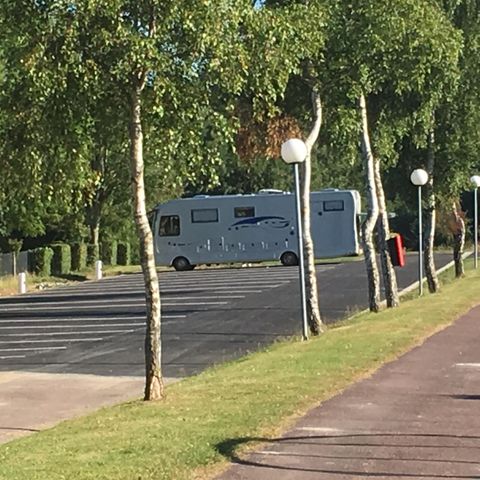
[[0, 253, 454, 378], [0, 265, 336, 376]]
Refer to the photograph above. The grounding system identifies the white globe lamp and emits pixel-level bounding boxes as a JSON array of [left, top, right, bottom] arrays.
[[281, 139, 307, 165], [470, 175, 480, 188], [410, 169, 428, 186]]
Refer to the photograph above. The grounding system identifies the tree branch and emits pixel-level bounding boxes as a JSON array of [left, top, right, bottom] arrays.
[[305, 86, 322, 150]]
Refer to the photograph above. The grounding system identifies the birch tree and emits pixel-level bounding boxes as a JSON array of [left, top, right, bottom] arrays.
[[359, 94, 381, 311], [322, 0, 460, 309], [239, 2, 327, 334], [424, 128, 441, 292], [0, 0, 249, 400], [301, 85, 324, 333]]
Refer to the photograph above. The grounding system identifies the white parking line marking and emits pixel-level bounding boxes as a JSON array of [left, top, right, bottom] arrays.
[[0, 355, 26, 359], [0, 329, 136, 337], [16, 287, 265, 299], [0, 301, 228, 312], [0, 303, 145, 311], [0, 338, 103, 344], [455, 363, 480, 368], [164, 280, 291, 287], [0, 315, 185, 324], [164, 301, 229, 306], [0, 295, 245, 308], [0, 323, 145, 330], [42, 279, 290, 292], [26, 285, 279, 296], [0, 346, 67, 352], [168, 289, 262, 295]]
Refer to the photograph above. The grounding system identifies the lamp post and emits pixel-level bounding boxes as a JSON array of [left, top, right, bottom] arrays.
[[410, 169, 429, 295], [470, 175, 480, 269], [281, 138, 309, 341]]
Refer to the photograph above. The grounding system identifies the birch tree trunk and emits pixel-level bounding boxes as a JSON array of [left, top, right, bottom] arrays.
[[300, 87, 324, 335], [359, 94, 380, 312], [452, 201, 465, 278], [424, 128, 440, 293], [130, 85, 164, 401], [373, 157, 399, 308], [86, 150, 106, 246]]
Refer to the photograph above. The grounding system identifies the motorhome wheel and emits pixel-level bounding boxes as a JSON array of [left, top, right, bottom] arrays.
[[172, 256, 194, 271], [280, 251, 298, 266]]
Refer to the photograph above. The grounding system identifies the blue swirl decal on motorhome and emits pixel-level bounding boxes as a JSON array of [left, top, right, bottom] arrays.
[[231, 216, 290, 229]]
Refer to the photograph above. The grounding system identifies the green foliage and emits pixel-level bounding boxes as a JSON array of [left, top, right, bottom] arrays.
[[71, 243, 87, 272], [0, 0, 478, 257], [50, 244, 72, 276], [431, 1, 480, 200], [101, 240, 118, 267], [6, 239, 23, 254], [28, 247, 53, 277], [86, 244, 100, 267], [117, 242, 131, 266], [0, 0, 253, 247]]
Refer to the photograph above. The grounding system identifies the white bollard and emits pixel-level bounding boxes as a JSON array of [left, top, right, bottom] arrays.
[[18, 272, 27, 294], [95, 260, 103, 280]]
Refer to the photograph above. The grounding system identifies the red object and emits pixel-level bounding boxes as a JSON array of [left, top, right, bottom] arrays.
[[387, 234, 406, 267]]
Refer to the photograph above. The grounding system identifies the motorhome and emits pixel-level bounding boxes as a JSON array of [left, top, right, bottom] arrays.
[[151, 189, 361, 270]]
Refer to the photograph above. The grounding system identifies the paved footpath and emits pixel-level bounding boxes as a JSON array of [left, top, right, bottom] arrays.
[[0, 373, 144, 444], [217, 305, 480, 479]]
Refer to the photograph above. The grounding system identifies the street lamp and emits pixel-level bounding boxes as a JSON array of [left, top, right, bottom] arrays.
[[410, 169, 429, 295], [470, 175, 480, 268], [281, 138, 309, 341]]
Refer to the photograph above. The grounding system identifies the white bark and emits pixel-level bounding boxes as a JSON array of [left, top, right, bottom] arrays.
[[424, 128, 440, 293], [301, 87, 324, 335], [373, 158, 399, 308], [359, 94, 381, 312], [130, 85, 164, 401]]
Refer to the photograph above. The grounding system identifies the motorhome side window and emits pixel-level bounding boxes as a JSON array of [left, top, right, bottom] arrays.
[[191, 208, 219, 223], [234, 206, 255, 218], [323, 200, 344, 212], [159, 215, 180, 236]]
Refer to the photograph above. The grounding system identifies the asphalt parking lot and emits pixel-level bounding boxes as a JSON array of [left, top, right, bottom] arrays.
[[0, 253, 453, 379]]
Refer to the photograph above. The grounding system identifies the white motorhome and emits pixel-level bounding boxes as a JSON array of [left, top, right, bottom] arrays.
[[151, 189, 361, 270]]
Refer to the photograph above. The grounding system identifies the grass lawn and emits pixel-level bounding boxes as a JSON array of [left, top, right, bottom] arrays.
[[0, 273, 80, 297], [1, 259, 479, 480]]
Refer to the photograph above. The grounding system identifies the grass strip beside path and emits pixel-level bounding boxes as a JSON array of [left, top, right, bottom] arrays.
[[1, 267, 480, 480]]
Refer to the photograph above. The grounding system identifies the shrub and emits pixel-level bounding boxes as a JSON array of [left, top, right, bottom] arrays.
[[101, 240, 118, 266], [130, 242, 141, 264], [28, 247, 54, 277], [71, 243, 87, 271], [117, 242, 131, 266], [50, 244, 71, 275], [87, 244, 100, 266]]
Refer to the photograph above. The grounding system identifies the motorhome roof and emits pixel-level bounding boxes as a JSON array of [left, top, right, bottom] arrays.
[[154, 188, 356, 209]]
